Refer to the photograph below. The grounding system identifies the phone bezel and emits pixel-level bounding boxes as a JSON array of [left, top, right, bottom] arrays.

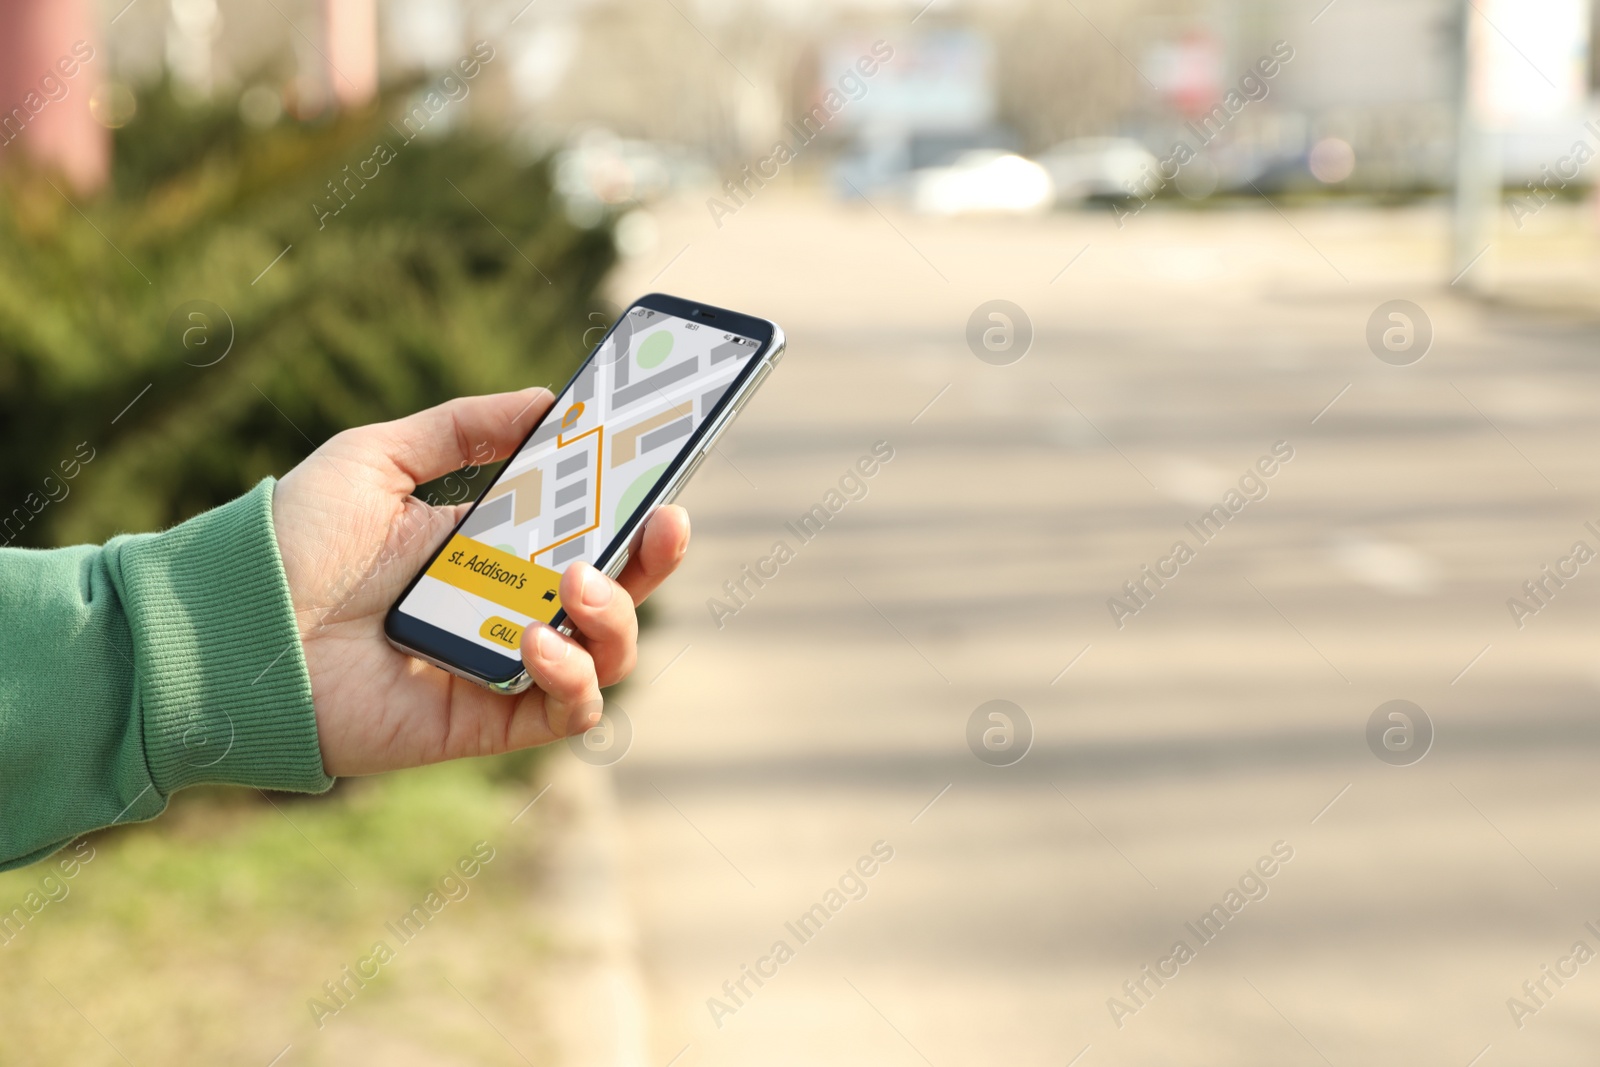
[[383, 291, 780, 692]]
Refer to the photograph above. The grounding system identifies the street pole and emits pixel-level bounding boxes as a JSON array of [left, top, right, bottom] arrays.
[[1451, 0, 1500, 290], [323, 0, 378, 111], [0, 0, 107, 193]]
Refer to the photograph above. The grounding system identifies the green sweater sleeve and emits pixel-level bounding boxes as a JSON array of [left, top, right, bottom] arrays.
[[0, 478, 333, 870]]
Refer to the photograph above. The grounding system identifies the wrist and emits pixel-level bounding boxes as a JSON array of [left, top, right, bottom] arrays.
[[106, 479, 335, 795]]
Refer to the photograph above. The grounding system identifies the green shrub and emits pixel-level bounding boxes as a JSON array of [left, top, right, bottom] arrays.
[[0, 81, 615, 548]]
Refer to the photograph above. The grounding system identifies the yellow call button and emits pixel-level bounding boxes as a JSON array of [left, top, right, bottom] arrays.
[[480, 617, 524, 650], [425, 534, 564, 623]]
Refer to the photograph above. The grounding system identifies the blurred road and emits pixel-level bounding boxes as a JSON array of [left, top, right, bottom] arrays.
[[588, 189, 1600, 1066]]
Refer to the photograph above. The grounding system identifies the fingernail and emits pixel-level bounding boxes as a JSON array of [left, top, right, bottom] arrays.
[[580, 564, 613, 608], [534, 624, 566, 661]]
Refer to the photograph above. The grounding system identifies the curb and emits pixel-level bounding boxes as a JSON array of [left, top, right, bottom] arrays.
[[529, 750, 651, 1067]]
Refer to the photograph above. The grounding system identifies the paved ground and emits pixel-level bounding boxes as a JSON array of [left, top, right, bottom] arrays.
[[585, 189, 1600, 1066]]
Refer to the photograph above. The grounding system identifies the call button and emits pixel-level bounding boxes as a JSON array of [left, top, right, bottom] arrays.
[[480, 616, 524, 650]]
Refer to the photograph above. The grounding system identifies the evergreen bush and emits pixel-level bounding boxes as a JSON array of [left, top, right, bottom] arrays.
[[0, 81, 614, 548]]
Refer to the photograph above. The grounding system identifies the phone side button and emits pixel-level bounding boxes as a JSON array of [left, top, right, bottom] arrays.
[[661, 452, 705, 504], [734, 363, 773, 412]]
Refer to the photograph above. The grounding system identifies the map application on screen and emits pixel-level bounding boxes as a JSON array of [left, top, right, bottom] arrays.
[[395, 305, 763, 658]]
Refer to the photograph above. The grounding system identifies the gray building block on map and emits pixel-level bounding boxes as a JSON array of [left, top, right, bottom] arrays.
[[553, 507, 588, 535], [640, 416, 693, 455], [611, 358, 699, 408], [459, 494, 512, 538], [551, 535, 587, 565]]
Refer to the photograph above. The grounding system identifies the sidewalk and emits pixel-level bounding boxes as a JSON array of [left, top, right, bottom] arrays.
[[599, 191, 1600, 1066]]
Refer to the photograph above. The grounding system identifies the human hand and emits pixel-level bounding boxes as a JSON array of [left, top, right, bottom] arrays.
[[270, 388, 690, 777]]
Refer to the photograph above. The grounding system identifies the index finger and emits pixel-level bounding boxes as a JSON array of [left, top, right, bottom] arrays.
[[614, 504, 691, 605]]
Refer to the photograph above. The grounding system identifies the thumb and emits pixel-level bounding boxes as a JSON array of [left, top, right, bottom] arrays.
[[357, 387, 554, 491]]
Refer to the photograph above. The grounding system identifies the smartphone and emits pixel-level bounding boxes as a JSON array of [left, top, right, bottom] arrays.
[[384, 292, 784, 693]]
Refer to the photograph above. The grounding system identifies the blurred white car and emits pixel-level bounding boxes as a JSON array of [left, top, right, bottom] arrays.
[[910, 151, 1054, 216], [1036, 137, 1159, 202]]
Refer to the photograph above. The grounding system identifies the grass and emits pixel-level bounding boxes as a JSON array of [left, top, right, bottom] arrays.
[[0, 755, 557, 1065]]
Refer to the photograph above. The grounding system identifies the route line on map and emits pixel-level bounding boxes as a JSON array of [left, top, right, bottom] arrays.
[[531, 418, 605, 561]]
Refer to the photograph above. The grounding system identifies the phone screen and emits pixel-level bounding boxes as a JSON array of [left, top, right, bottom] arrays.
[[390, 303, 765, 668]]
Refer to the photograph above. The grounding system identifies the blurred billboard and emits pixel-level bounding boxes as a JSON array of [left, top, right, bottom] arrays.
[[821, 28, 994, 133]]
